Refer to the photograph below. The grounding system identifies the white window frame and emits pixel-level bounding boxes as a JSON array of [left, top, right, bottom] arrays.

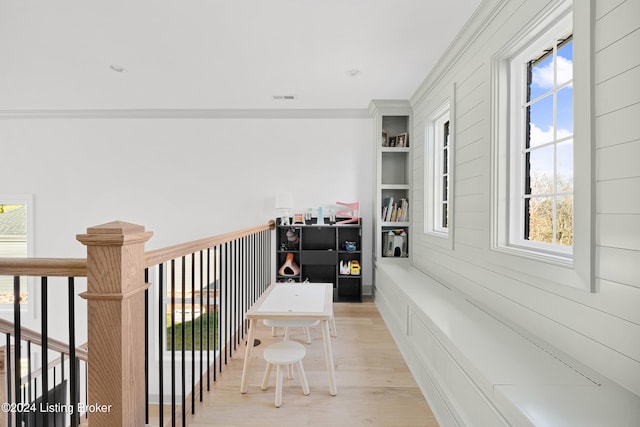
[[490, 0, 594, 291], [426, 102, 452, 237], [509, 17, 573, 258]]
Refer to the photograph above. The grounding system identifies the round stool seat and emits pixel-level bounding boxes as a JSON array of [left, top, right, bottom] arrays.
[[261, 340, 310, 407], [263, 340, 306, 365]]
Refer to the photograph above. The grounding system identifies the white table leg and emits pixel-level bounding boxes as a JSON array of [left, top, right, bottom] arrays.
[[240, 318, 256, 393], [330, 312, 338, 337], [321, 319, 337, 396]]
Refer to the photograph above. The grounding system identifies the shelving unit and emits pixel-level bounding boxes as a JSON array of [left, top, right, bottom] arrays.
[[275, 218, 362, 302], [370, 100, 412, 261]]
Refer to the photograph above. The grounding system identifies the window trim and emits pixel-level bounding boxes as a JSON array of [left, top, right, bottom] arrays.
[[490, 0, 594, 292], [424, 89, 455, 249], [509, 16, 573, 259]]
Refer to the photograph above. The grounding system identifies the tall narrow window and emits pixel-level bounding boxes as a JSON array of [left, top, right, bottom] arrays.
[[492, 2, 593, 290], [439, 120, 451, 230], [507, 15, 573, 258], [425, 101, 452, 238]]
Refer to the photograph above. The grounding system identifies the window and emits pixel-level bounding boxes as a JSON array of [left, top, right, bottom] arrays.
[[438, 119, 451, 231], [512, 29, 574, 256], [491, 0, 594, 291], [425, 101, 452, 239], [0, 196, 32, 306]]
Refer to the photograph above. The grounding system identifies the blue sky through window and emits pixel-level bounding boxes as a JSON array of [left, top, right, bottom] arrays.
[[527, 38, 573, 181]]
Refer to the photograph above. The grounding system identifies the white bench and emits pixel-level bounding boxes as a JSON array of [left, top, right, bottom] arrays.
[[374, 262, 640, 426]]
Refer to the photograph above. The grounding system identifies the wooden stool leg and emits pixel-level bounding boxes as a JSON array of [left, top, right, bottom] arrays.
[[275, 365, 283, 407], [296, 361, 310, 395], [303, 327, 312, 344], [261, 363, 272, 390]]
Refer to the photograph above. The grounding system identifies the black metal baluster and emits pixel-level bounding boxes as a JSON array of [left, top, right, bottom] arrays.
[[84, 362, 88, 422], [27, 340, 32, 406], [253, 233, 258, 302], [73, 357, 81, 427], [144, 268, 149, 426], [233, 239, 238, 350], [199, 250, 204, 401], [230, 240, 235, 353], [241, 237, 246, 338], [214, 245, 220, 378], [224, 242, 229, 365], [181, 256, 186, 427], [260, 230, 265, 290], [59, 353, 64, 427], [190, 252, 195, 415], [12, 276, 21, 427], [41, 276, 49, 427], [68, 277, 78, 427], [235, 239, 239, 344], [206, 248, 212, 388], [158, 263, 165, 427], [170, 259, 176, 427], [53, 365, 57, 427], [269, 229, 273, 287], [238, 238, 243, 342], [6, 332, 12, 427]]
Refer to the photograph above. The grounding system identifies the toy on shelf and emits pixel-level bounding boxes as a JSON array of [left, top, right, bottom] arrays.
[[384, 229, 408, 257], [335, 201, 359, 225], [339, 260, 351, 275], [278, 253, 300, 276], [350, 260, 361, 275]]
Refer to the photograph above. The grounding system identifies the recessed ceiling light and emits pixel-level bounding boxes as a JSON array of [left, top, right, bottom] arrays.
[[109, 64, 127, 73], [346, 69, 362, 77]]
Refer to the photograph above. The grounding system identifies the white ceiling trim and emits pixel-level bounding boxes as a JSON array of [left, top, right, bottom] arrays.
[[0, 108, 370, 120]]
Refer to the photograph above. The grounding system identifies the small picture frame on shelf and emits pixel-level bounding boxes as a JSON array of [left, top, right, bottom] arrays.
[[381, 130, 389, 147], [396, 132, 408, 147], [388, 136, 397, 147]]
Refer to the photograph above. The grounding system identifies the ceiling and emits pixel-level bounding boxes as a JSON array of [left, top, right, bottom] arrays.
[[0, 0, 482, 113]]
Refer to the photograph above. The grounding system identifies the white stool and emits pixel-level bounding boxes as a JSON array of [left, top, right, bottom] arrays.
[[260, 340, 310, 407], [263, 318, 320, 343]]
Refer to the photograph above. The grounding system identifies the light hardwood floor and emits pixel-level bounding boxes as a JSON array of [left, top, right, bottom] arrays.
[[185, 298, 439, 427]]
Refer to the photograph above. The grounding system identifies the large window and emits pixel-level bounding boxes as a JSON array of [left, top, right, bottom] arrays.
[[512, 30, 574, 256], [491, 0, 593, 291]]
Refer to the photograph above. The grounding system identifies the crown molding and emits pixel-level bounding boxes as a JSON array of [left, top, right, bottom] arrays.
[[410, 0, 510, 107], [0, 108, 370, 120]]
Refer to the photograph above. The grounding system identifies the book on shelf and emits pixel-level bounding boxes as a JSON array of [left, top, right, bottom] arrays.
[[381, 197, 408, 222]]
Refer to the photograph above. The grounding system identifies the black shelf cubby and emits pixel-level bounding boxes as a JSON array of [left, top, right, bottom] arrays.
[[275, 218, 362, 302]]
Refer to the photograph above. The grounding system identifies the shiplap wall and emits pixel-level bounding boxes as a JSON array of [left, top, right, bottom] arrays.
[[409, 0, 640, 396]]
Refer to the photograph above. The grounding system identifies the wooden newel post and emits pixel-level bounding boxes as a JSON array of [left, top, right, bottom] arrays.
[[77, 221, 153, 427]]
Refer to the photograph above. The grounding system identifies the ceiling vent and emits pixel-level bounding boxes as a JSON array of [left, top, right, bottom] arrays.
[[272, 94, 297, 100]]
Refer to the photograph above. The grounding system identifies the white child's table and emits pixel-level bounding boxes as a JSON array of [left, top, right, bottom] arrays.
[[240, 282, 337, 396]]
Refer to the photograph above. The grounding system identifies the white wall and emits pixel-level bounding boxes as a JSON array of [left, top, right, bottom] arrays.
[[409, 0, 640, 396], [1, 115, 373, 338]]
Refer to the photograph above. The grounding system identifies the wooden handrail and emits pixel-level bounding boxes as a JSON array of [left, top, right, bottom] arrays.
[[0, 318, 88, 362], [144, 220, 275, 268], [0, 221, 274, 276], [0, 258, 87, 277]]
